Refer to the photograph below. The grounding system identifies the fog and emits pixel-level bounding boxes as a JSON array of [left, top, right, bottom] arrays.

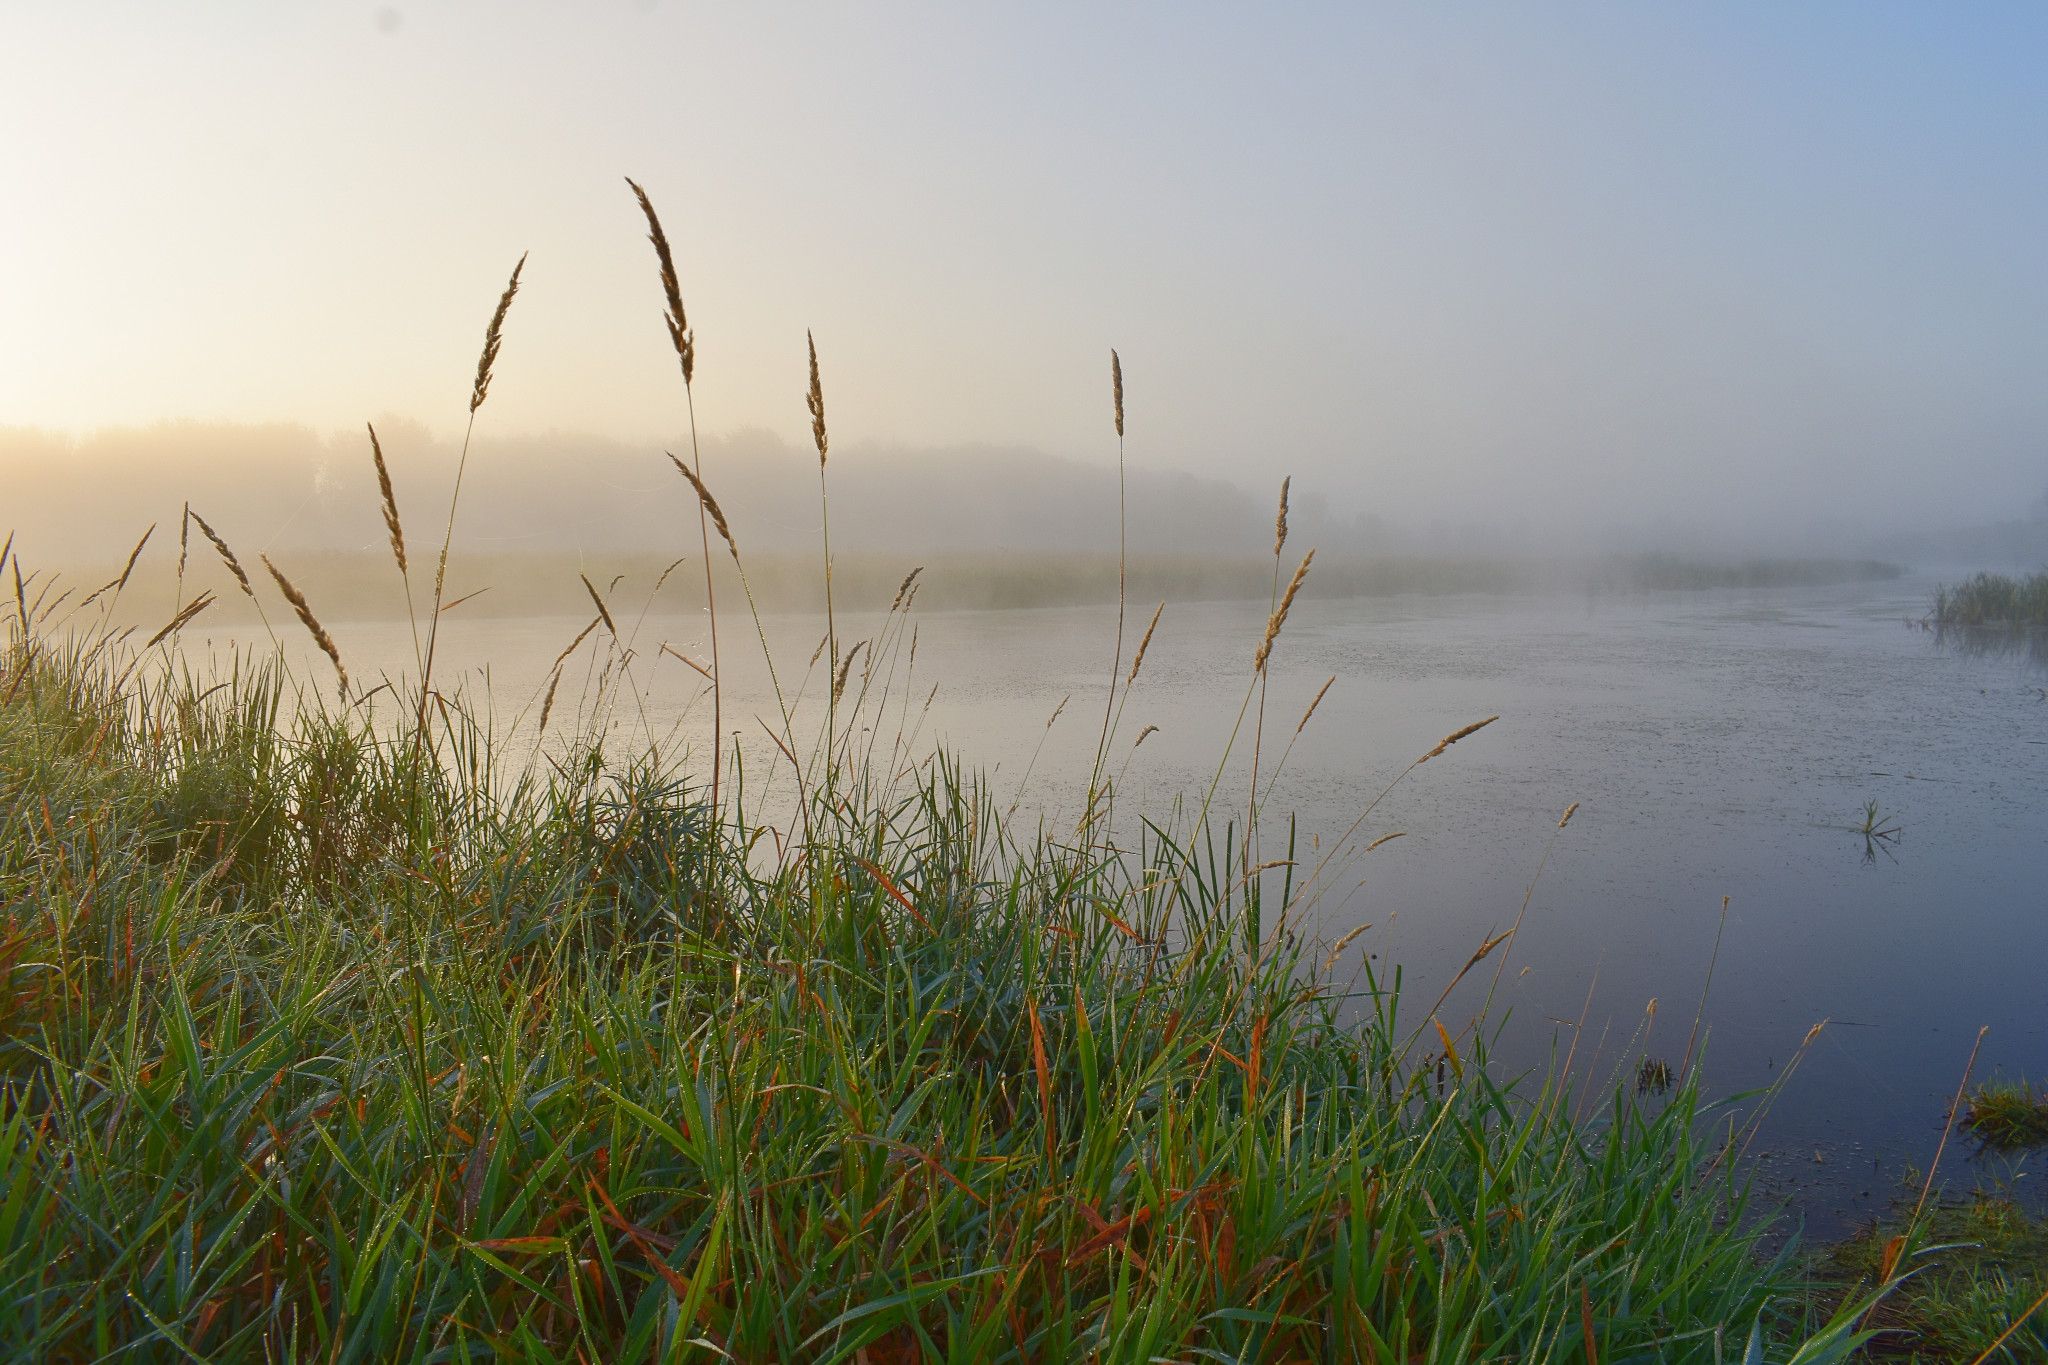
[[6, 5, 2048, 559], [5, 421, 2043, 596]]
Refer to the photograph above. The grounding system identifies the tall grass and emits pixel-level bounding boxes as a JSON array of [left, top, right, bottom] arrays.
[[0, 205, 1932, 1362], [1931, 571, 2048, 629]]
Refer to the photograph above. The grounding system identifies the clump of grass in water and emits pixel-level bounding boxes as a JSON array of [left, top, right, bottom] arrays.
[[0, 209, 1953, 1362], [1931, 571, 2048, 629], [1965, 1078, 2048, 1150]]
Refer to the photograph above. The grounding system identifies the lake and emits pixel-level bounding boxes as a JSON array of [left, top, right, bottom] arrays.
[[209, 567, 2047, 1238]]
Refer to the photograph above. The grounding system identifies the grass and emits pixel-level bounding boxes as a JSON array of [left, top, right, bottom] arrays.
[[0, 182, 2019, 1361], [1964, 1080, 2048, 1151], [1808, 1194, 2048, 1362], [4, 597, 1843, 1361], [1930, 572, 2048, 629]]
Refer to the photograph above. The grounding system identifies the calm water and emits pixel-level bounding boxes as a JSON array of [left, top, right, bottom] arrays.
[[219, 570, 2047, 1237]]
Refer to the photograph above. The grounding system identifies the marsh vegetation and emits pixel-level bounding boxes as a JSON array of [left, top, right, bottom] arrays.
[[1931, 572, 2048, 630]]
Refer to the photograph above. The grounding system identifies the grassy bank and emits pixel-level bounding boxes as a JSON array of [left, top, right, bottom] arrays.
[[0, 615, 1840, 1361], [1808, 1193, 2048, 1362]]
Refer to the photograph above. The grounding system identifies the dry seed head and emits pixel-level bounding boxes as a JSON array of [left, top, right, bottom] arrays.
[[806, 330, 828, 468], [1253, 547, 1316, 673], [260, 554, 348, 697], [580, 574, 619, 636], [367, 424, 407, 575], [537, 666, 562, 736], [650, 555, 688, 595], [1366, 832, 1407, 851], [667, 453, 737, 558], [625, 177, 694, 386], [1463, 929, 1513, 973], [470, 253, 526, 415], [552, 616, 601, 672], [1322, 921, 1372, 974], [1126, 602, 1165, 685], [189, 511, 254, 600], [1134, 724, 1159, 747], [1274, 476, 1291, 557], [660, 643, 713, 680], [1559, 801, 1580, 828], [1295, 675, 1335, 735], [833, 639, 868, 703], [146, 591, 215, 648], [115, 524, 153, 593], [1111, 349, 1124, 439], [176, 504, 190, 580], [1419, 714, 1498, 763], [1046, 693, 1070, 728], [890, 566, 925, 614]]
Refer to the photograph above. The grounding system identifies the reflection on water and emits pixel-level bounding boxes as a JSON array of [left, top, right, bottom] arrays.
[[1930, 621, 2048, 672], [200, 572, 2047, 1236]]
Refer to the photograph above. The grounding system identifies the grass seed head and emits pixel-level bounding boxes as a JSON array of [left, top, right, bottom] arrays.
[[1127, 602, 1165, 685], [1254, 548, 1316, 673], [667, 453, 737, 559], [368, 423, 407, 575], [807, 330, 829, 468], [1111, 349, 1124, 438], [145, 591, 215, 648], [470, 253, 526, 415], [580, 574, 619, 636], [188, 511, 255, 600], [625, 177, 694, 386], [260, 554, 348, 697], [1420, 715, 1498, 763], [1295, 675, 1335, 735]]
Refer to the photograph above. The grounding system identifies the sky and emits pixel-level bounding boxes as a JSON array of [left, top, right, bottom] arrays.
[[4, 2, 2047, 544]]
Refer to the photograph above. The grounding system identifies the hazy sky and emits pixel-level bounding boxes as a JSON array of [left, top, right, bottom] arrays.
[[5, 3, 2046, 539]]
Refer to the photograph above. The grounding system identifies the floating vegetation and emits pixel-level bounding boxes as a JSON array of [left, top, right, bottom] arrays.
[[1834, 800, 1904, 864], [1965, 1079, 2048, 1151]]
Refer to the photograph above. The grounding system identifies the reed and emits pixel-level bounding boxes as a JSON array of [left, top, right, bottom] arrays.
[[1253, 546, 1315, 674], [260, 553, 348, 697], [367, 422, 407, 576], [1127, 602, 1163, 686], [1091, 349, 1130, 826], [143, 589, 215, 648], [418, 253, 526, 745], [188, 508, 255, 601], [1931, 570, 2048, 629], [627, 178, 725, 812], [808, 330, 842, 780]]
